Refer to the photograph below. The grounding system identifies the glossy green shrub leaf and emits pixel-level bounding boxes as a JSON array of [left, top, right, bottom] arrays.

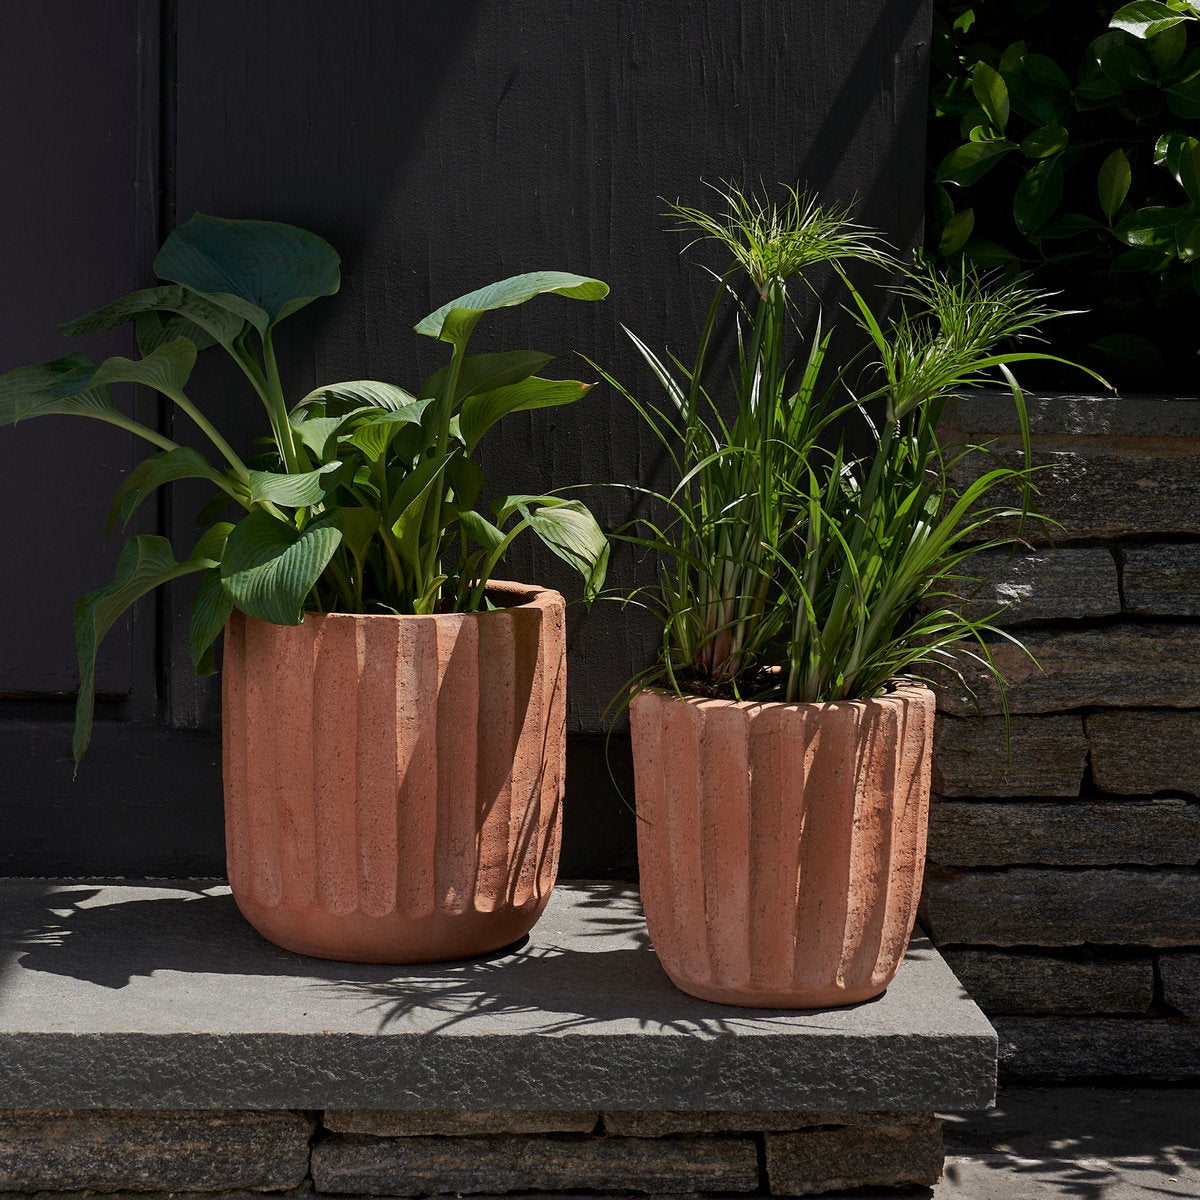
[[1022, 53, 1071, 89], [1176, 137, 1200, 203], [1041, 212, 1106, 238], [1156, 130, 1190, 169], [188, 567, 234, 675], [1075, 76, 1126, 105], [1088, 332, 1166, 373], [73, 534, 218, 765], [937, 207, 975, 255], [1177, 216, 1200, 260], [154, 214, 341, 331], [1115, 206, 1182, 247], [972, 62, 1010, 131], [936, 139, 1016, 186], [1148, 20, 1189, 69], [1111, 1, 1193, 39], [1021, 123, 1069, 158], [459, 377, 592, 452], [1099, 149, 1133, 222], [248, 461, 346, 507], [220, 509, 342, 625], [1099, 41, 1156, 87], [961, 238, 1021, 265], [1166, 75, 1200, 117], [1006, 73, 1063, 124], [107, 447, 230, 535], [1014, 158, 1064, 233], [415, 272, 609, 344]]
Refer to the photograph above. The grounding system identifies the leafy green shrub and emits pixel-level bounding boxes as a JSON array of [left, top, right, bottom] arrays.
[[0, 215, 609, 762], [929, 0, 1200, 387]]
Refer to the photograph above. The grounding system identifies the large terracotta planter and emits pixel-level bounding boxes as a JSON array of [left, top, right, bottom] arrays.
[[630, 682, 934, 1008], [221, 581, 565, 963]]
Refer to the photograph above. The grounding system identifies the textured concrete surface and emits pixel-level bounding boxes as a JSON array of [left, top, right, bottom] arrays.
[[0, 880, 995, 1111]]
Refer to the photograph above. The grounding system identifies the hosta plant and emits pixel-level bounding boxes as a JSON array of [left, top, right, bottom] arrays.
[[600, 183, 1100, 710], [0, 214, 609, 763]]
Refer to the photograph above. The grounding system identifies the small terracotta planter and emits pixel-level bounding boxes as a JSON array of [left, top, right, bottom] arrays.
[[221, 581, 565, 963], [630, 682, 934, 1008]]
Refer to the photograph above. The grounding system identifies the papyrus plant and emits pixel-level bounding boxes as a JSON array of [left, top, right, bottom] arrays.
[[0, 215, 609, 763], [601, 183, 1100, 708]]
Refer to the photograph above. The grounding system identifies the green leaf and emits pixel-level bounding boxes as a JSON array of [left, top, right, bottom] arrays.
[[293, 379, 421, 417], [1114, 206, 1181, 248], [971, 63, 1010, 131], [188, 568, 234, 675], [1020, 124, 1068, 158], [1013, 158, 1064, 233], [1166, 75, 1200, 117], [153, 213, 341, 331], [291, 415, 351, 459], [1148, 20, 1188, 70], [0, 354, 101, 424], [415, 271, 609, 343], [459, 377, 592, 452], [1156, 129, 1190, 170], [335, 506, 380, 562], [935, 140, 1016, 186], [960, 238, 1021, 266], [1177, 217, 1200, 260], [937, 208, 975, 256], [1006, 73, 1064, 124], [1176, 138, 1200, 204], [134, 309, 220, 356], [1110, 1, 1192, 38], [998, 39, 1027, 73], [458, 508, 507, 554], [107, 447, 230, 535], [91, 338, 197, 397], [343, 402, 434, 461], [1022, 53, 1071, 89], [520, 498, 610, 602], [220, 509, 342, 625], [1040, 212, 1106, 238], [248, 461, 346, 507], [420, 350, 553, 403], [1099, 41, 1156, 87], [1087, 332, 1165, 373], [60, 284, 246, 348], [388, 456, 451, 571], [1075, 76, 1125, 105], [73, 535, 215, 764], [1098, 149, 1133, 222]]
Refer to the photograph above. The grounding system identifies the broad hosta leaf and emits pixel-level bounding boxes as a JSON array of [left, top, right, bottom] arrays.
[[971, 63, 1010, 132], [1021, 124, 1068, 158], [107, 446, 230, 535], [220, 509, 341, 625], [336, 506, 380, 562], [248, 461, 347, 507], [458, 508, 506, 554], [445, 453, 485, 514], [188, 568, 235, 675], [936, 140, 1016, 187], [937, 208, 975, 256], [1110, 1, 1193, 38], [0, 354, 100, 424], [154, 214, 341, 331], [1013, 158, 1064, 234], [1098, 149, 1133, 223], [459, 377, 593, 451], [73, 534, 218, 764], [520, 498, 609, 602], [420, 350, 553, 403], [294, 379, 421, 416], [60, 284, 245, 348], [343, 402, 434, 461], [387, 455, 450, 568], [135, 309, 220, 356], [1114, 206, 1181, 248], [291, 414, 351, 458], [415, 272, 609, 343], [91, 338, 197, 397]]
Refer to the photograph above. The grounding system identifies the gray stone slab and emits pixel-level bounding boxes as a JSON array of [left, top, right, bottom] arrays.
[[1161, 952, 1200, 1019], [934, 625, 1200, 715], [0, 1109, 311, 1193], [600, 1109, 927, 1136], [1123, 543, 1200, 616], [940, 951, 1154, 1016], [922, 868, 1200, 947], [928, 799, 1200, 867], [933, 715, 1086, 798], [324, 1110, 599, 1135], [939, 548, 1119, 626], [994, 1018, 1200, 1082], [1087, 710, 1200, 797], [0, 881, 996, 1113], [764, 1119, 944, 1193], [311, 1132, 759, 1195], [941, 393, 1200, 440]]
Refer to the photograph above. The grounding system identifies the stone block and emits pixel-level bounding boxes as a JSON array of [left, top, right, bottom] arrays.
[[934, 625, 1200, 716], [933, 714, 1086, 797], [994, 1017, 1200, 1082], [0, 1109, 311, 1193], [928, 799, 1200, 866], [1161, 952, 1200, 1019], [311, 1132, 759, 1195], [764, 1119, 943, 1194], [324, 1110, 597, 1136], [941, 393, 1200, 441], [921, 868, 1200, 946], [1087, 710, 1200, 797], [940, 951, 1154, 1015], [1123, 543, 1200, 616], [938, 547, 1119, 625], [601, 1110, 926, 1136]]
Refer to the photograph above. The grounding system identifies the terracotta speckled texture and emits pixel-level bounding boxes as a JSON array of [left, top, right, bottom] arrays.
[[630, 683, 934, 1008], [221, 582, 565, 963]]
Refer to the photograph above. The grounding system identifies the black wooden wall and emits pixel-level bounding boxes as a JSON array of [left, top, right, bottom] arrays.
[[0, 0, 932, 877]]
